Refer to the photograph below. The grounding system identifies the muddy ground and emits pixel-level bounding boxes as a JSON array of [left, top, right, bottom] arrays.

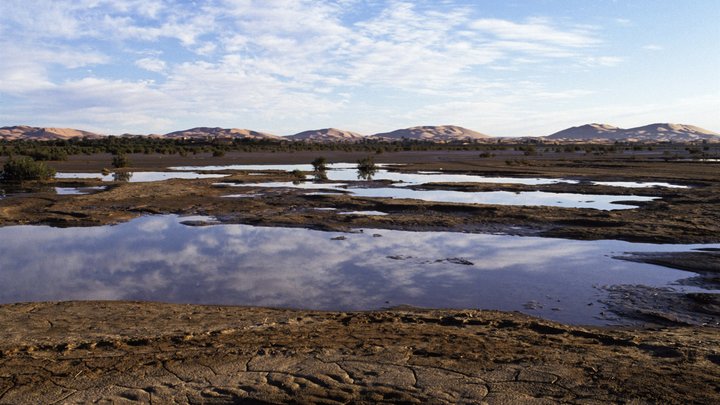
[[1, 301, 719, 404], [1, 150, 718, 244], [1, 151, 719, 403]]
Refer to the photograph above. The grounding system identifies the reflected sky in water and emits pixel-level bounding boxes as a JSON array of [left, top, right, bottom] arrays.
[[0, 215, 716, 325], [56, 172, 228, 182], [171, 163, 686, 188], [221, 181, 657, 210]]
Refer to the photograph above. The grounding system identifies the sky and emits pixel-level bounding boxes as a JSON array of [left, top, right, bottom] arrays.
[[0, 0, 718, 137]]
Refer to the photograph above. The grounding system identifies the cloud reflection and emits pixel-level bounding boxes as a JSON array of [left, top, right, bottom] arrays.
[[0, 216, 714, 325]]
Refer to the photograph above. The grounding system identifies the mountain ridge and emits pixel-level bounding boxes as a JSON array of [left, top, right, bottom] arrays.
[[287, 128, 364, 142], [546, 123, 719, 141], [2, 123, 718, 142], [370, 125, 491, 141]]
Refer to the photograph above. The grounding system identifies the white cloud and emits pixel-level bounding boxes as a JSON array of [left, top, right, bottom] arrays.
[[471, 17, 600, 48], [5, 1, 705, 135], [643, 44, 663, 51], [135, 57, 166, 72]]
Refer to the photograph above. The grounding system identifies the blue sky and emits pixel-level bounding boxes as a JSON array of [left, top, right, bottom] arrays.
[[0, 0, 718, 136]]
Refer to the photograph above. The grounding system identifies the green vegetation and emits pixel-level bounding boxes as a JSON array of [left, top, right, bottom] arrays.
[[356, 156, 377, 180], [311, 157, 328, 172], [1, 157, 56, 182], [0, 136, 717, 161], [111, 153, 130, 168]]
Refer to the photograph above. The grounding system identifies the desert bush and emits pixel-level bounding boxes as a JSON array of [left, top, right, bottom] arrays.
[[311, 156, 328, 172], [356, 156, 377, 180], [1, 157, 55, 182], [111, 153, 130, 168]]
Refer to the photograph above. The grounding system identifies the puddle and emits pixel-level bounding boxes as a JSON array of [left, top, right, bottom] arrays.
[[348, 188, 657, 210], [221, 181, 656, 210], [217, 181, 349, 191], [591, 181, 687, 189], [221, 194, 258, 198], [172, 163, 686, 188], [55, 186, 107, 195], [339, 211, 389, 216], [0, 215, 716, 326], [170, 163, 359, 172], [56, 172, 228, 182]]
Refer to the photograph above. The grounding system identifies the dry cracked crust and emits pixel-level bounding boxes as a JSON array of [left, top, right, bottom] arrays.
[[0, 301, 719, 404]]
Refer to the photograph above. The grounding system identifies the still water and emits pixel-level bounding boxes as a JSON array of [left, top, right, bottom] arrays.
[[56, 172, 228, 182], [218, 181, 657, 210], [171, 163, 687, 188], [0, 215, 715, 325]]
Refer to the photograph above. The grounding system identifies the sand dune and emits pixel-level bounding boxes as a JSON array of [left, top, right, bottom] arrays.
[[547, 123, 719, 141], [287, 128, 364, 142], [164, 127, 280, 140], [371, 125, 491, 141], [0, 126, 103, 140]]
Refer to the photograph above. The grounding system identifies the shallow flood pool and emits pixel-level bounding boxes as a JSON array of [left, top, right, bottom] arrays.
[[220, 181, 657, 210], [171, 163, 687, 188], [0, 215, 715, 326], [56, 172, 228, 182]]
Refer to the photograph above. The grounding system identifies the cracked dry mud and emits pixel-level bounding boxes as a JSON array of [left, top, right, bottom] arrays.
[[1, 302, 719, 404]]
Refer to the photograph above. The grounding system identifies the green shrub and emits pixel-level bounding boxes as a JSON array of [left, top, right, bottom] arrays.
[[1, 157, 56, 182], [311, 156, 328, 172], [356, 156, 377, 180], [112, 153, 130, 168]]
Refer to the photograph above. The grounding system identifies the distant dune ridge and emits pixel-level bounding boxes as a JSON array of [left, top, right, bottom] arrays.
[[1, 123, 718, 142], [287, 128, 364, 142], [163, 127, 280, 140], [370, 125, 491, 141], [0, 126, 103, 140], [546, 123, 719, 141]]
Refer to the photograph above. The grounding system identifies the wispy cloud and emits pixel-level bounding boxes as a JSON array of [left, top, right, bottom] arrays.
[[643, 44, 663, 51], [3, 0, 712, 135]]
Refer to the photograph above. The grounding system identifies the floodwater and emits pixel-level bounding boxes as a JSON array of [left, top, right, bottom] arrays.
[[171, 163, 686, 188], [0, 215, 716, 326], [56, 172, 228, 182], [218, 181, 658, 210], [55, 186, 107, 195]]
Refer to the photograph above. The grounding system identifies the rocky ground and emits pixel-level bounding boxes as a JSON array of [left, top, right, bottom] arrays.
[[1, 301, 719, 404]]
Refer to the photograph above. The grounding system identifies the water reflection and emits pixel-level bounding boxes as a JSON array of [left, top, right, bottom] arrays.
[[113, 172, 132, 182], [56, 172, 228, 182], [0, 215, 716, 325], [55, 186, 107, 195], [221, 181, 656, 210], [171, 163, 686, 188]]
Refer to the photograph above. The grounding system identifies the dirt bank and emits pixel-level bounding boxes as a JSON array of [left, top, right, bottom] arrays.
[[0, 301, 718, 404]]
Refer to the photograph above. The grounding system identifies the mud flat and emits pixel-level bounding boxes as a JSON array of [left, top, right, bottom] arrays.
[[1, 156, 718, 243], [0, 301, 719, 404], [1, 152, 719, 403]]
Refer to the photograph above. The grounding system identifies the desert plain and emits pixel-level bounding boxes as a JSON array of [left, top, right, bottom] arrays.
[[1, 145, 719, 404]]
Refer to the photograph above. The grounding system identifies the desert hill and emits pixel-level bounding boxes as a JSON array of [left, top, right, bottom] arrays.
[[370, 125, 491, 141], [547, 123, 719, 141], [286, 128, 364, 142], [164, 127, 280, 140], [0, 126, 103, 140]]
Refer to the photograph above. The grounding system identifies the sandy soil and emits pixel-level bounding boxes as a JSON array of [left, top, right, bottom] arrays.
[[1, 301, 718, 404]]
